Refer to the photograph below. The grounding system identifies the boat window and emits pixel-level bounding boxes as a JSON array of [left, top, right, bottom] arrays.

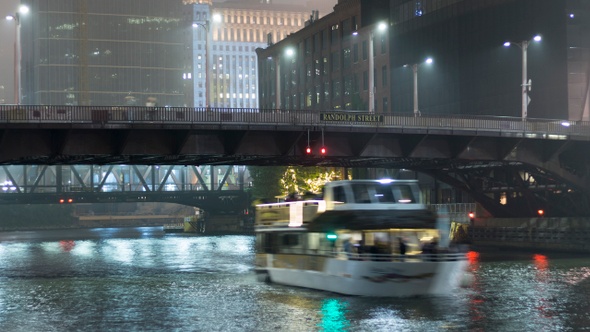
[[281, 234, 299, 246], [374, 184, 395, 203], [257, 233, 278, 253], [352, 184, 372, 203], [392, 184, 417, 203], [332, 185, 347, 203], [307, 233, 320, 250]]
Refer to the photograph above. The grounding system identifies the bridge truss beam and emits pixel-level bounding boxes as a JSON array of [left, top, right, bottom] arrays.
[[0, 165, 250, 213]]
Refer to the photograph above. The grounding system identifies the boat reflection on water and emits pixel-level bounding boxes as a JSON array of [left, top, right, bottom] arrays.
[[318, 299, 351, 331], [59, 240, 75, 252]]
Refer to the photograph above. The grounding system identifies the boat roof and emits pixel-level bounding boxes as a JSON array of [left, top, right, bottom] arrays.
[[326, 179, 418, 185], [306, 208, 437, 232]]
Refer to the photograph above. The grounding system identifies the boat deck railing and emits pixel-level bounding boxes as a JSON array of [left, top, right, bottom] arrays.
[[340, 252, 467, 262], [273, 249, 467, 262]]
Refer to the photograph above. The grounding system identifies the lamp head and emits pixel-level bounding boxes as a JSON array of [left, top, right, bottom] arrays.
[[18, 5, 29, 15]]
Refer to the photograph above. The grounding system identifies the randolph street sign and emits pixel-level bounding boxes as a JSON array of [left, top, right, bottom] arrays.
[[320, 112, 384, 123]]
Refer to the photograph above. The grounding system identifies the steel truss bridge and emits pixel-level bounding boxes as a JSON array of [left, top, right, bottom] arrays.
[[0, 105, 589, 218], [0, 164, 250, 214]]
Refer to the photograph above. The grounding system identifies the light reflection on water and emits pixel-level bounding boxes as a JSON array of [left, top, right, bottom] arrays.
[[0, 227, 589, 331]]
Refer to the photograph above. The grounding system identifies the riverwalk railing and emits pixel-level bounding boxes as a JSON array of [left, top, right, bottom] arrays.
[[1, 105, 589, 139], [432, 203, 477, 224]]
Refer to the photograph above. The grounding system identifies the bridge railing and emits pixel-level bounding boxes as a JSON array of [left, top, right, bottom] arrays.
[[1, 105, 588, 138]]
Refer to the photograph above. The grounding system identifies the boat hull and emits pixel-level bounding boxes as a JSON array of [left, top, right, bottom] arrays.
[[259, 254, 468, 297]]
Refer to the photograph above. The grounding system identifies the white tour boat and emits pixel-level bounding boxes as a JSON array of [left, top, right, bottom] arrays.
[[254, 179, 468, 297]]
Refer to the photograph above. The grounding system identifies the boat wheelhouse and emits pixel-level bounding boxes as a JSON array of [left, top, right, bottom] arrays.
[[255, 179, 468, 297]]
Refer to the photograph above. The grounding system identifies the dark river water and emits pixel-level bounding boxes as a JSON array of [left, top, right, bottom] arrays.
[[0, 227, 589, 331]]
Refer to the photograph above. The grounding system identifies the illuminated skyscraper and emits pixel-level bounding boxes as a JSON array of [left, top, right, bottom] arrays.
[[19, 0, 334, 107], [187, 0, 329, 108], [20, 0, 188, 106]]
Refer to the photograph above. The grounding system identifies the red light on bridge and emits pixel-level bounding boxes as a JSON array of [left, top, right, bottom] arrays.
[[305, 146, 312, 154], [468, 211, 475, 219], [320, 146, 327, 155], [537, 209, 544, 217]]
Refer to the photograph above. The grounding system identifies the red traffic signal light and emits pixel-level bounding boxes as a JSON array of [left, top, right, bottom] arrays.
[[320, 146, 327, 155], [306, 146, 312, 154]]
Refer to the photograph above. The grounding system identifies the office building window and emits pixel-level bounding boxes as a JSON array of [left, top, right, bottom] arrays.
[[343, 48, 351, 69], [331, 24, 339, 45], [344, 75, 352, 96], [332, 80, 341, 99], [331, 52, 340, 72]]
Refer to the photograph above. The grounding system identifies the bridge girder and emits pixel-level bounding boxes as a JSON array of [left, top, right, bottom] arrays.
[[1, 108, 589, 217], [0, 165, 250, 214]]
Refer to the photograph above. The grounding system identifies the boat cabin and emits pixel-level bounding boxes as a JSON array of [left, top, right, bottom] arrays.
[[255, 179, 444, 261]]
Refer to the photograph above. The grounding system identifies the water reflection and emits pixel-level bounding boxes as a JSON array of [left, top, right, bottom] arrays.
[[466, 251, 485, 325], [318, 298, 350, 331], [0, 229, 589, 330], [59, 240, 75, 252]]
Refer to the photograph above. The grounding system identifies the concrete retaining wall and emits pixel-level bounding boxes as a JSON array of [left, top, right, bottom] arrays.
[[468, 217, 590, 253]]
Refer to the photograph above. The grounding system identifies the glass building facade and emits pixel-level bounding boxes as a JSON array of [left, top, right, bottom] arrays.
[[189, 0, 317, 109], [258, 0, 589, 120], [257, 0, 391, 112], [20, 0, 188, 106], [390, 0, 589, 120]]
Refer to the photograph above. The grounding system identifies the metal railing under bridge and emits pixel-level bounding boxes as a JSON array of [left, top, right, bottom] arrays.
[[0, 165, 251, 212], [1, 105, 589, 139]]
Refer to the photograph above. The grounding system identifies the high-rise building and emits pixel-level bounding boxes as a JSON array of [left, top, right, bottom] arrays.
[[389, 0, 589, 120], [20, 0, 188, 106], [257, 0, 590, 120], [257, 0, 391, 111], [186, 0, 328, 108], [19, 0, 333, 107]]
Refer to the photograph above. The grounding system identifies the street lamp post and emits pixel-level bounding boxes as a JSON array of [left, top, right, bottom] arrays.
[[407, 57, 433, 117], [6, 5, 29, 105], [504, 35, 541, 120], [367, 22, 387, 113], [274, 47, 294, 110], [193, 21, 211, 108]]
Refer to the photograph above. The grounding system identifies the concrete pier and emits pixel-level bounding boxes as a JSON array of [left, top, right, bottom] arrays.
[[468, 217, 590, 253]]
